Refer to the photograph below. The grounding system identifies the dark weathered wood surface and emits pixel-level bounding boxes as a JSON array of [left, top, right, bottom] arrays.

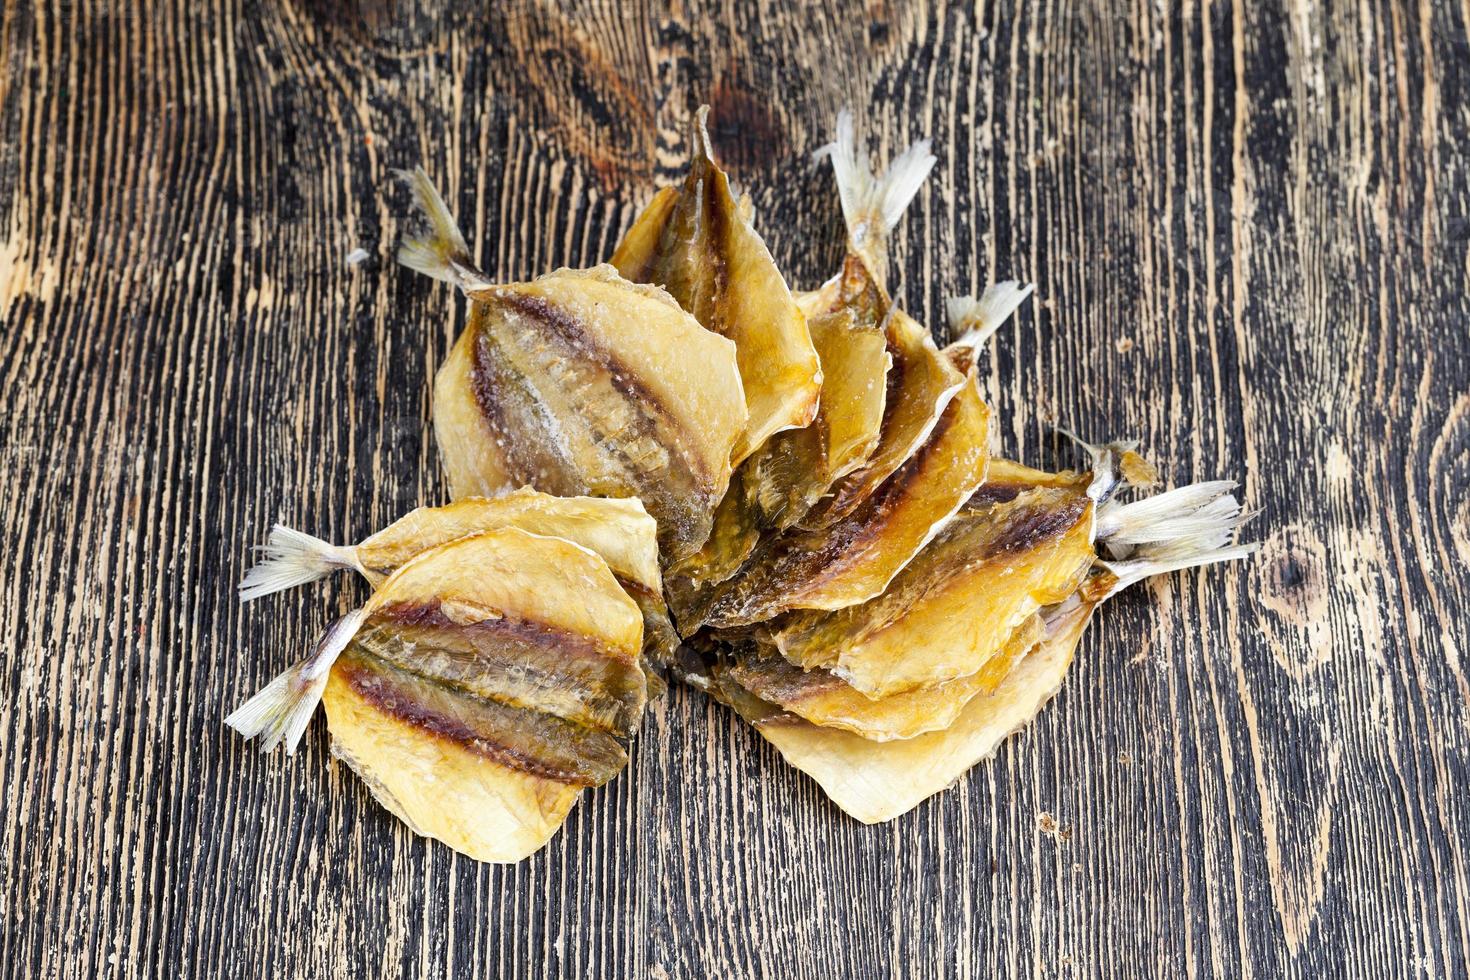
[[3, 0, 1468, 976]]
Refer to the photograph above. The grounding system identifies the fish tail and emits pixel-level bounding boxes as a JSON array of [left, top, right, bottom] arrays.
[[1095, 481, 1241, 554], [225, 609, 368, 755], [946, 281, 1036, 350], [238, 524, 362, 602], [394, 166, 485, 290], [813, 109, 935, 270], [1097, 480, 1258, 593]]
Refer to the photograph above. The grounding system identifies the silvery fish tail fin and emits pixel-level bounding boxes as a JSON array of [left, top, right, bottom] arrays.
[[1097, 481, 1258, 594], [395, 167, 489, 291], [946, 281, 1035, 351], [813, 109, 936, 280], [225, 608, 368, 755], [238, 524, 364, 602]]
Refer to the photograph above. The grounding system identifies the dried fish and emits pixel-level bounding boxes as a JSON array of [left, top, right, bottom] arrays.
[[713, 485, 1257, 823], [226, 526, 648, 862], [398, 169, 748, 562], [800, 283, 1034, 529], [687, 334, 994, 631], [236, 489, 678, 667], [772, 485, 1097, 698], [658, 112, 937, 607], [612, 106, 820, 463], [728, 613, 1044, 741], [660, 306, 890, 622]]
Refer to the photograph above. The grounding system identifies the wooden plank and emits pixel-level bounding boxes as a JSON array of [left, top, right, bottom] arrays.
[[1, 0, 1466, 976]]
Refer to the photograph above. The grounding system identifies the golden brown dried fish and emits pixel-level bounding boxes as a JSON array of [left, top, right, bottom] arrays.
[[398, 169, 747, 563], [227, 526, 647, 862], [236, 489, 678, 667], [611, 106, 820, 463], [712, 485, 1257, 823], [728, 613, 1043, 741], [771, 485, 1097, 698], [688, 345, 993, 630], [658, 115, 939, 606], [659, 305, 891, 619], [799, 283, 1035, 529]]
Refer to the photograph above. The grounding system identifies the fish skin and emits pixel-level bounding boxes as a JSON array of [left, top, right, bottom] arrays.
[[433, 265, 747, 563], [612, 106, 820, 464]]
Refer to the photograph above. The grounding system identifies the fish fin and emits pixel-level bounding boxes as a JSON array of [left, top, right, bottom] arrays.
[[225, 609, 368, 755], [1098, 480, 1258, 592], [394, 166, 486, 290], [946, 281, 1035, 350], [238, 524, 362, 602], [1101, 543, 1260, 595], [813, 109, 935, 272], [1095, 481, 1241, 554]]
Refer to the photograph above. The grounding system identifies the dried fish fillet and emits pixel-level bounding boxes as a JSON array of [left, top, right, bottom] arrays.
[[398, 169, 747, 562], [715, 593, 1094, 824], [612, 107, 820, 462], [691, 353, 993, 629], [799, 308, 965, 527], [715, 490, 1257, 823], [226, 527, 647, 862], [237, 489, 679, 666], [729, 613, 1043, 741], [656, 114, 933, 605], [661, 305, 891, 618], [800, 282, 1034, 529], [772, 486, 1096, 698]]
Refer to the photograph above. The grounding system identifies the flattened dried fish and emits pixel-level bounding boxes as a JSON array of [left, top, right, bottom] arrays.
[[715, 593, 1094, 824], [657, 112, 936, 605], [226, 527, 647, 862], [772, 485, 1096, 698], [236, 489, 678, 666], [661, 306, 890, 618], [691, 352, 993, 629], [728, 613, 1043, 741], [612, 106, 820, 462], [714, 488, 1257, 823], [800, 283, 1034, 529], [398, 169, 747, 562]]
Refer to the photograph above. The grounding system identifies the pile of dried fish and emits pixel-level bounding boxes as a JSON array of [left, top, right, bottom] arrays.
[[228, 107, 1256, 861]]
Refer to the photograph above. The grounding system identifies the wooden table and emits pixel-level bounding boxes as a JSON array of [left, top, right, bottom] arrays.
[[4, 1, 1467, 976]]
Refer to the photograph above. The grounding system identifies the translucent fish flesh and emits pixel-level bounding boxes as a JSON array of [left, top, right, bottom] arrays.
[[799, 308, 966, 528], [714, 595, 1097, 824], [728, 613, 1043, 741], [661, 304, 891, 622], [709, 471, 1258, 823], [612, 107, 820, 462]]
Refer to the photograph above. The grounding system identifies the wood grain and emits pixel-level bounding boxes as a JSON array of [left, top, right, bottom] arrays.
[[2, 0, 1467, 976]]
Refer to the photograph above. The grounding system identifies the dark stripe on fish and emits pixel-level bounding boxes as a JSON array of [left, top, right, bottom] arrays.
[[336, 648, 628, 786], [476, 288, 714, 555], [988, 496, 1090, 555], [699, 404, 965, 628], [469, 317, 586, 495], [363, 599, 645, 735]]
